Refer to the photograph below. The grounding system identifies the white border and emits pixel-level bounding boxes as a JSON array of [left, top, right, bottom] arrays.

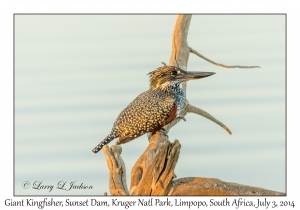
[[1, 0, 298, 209]]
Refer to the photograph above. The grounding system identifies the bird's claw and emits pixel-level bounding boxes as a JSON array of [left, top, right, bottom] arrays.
[[178, 116, 186, 122], [158, 127, 169, 138]]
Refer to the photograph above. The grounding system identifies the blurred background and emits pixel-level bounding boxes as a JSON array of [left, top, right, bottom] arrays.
[[15, 15, 285, 195]]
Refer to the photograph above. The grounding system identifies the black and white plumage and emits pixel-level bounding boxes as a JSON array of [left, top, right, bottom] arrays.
[[92, 65, 215, 154]]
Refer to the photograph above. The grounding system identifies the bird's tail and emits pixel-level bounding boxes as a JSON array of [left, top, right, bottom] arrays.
[[92, 134, 115, 154]]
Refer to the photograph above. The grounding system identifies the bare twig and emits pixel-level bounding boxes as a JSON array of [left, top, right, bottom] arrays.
[[187, 104, 232, 135], [164, 100, 231, 135], [189, 47, 260, 68]]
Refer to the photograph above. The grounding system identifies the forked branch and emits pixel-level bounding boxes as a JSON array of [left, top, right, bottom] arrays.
[[102, 14, 284, 196]]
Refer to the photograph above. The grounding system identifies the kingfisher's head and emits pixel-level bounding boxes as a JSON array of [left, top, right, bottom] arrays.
[[148, 65, 215, 90]]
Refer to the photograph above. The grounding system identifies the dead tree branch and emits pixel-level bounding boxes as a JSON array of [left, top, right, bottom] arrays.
[[189, 47, 261, 69], [103, 145, 129, 195], [102, 14, 284, 196], [103, 133, 284, 196]]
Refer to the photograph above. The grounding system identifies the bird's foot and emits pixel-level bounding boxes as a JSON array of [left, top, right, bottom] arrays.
[[111, 142, 122, 155], [177, 116, 186, 122], [158, 127, 169, 138]]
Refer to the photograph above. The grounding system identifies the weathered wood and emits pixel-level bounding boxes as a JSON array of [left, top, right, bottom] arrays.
[[130, 133, 180, 195], [169, 15, 191, 70], [103, 134, 285, 196], [167, 177, 285, 196], [102, 145, 129, 195]]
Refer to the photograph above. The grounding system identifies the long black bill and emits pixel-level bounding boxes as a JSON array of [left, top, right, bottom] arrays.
[[178, 71, 215, 81]]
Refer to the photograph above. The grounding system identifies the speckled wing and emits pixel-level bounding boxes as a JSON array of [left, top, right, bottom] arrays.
[[112, 90, 176, 145]]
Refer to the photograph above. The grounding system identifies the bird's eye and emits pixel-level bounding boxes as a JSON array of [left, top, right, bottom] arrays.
[[171, 71, 177, 76]]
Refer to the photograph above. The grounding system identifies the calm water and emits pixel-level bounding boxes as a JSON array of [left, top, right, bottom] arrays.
[[15, 15, 285, 195]]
